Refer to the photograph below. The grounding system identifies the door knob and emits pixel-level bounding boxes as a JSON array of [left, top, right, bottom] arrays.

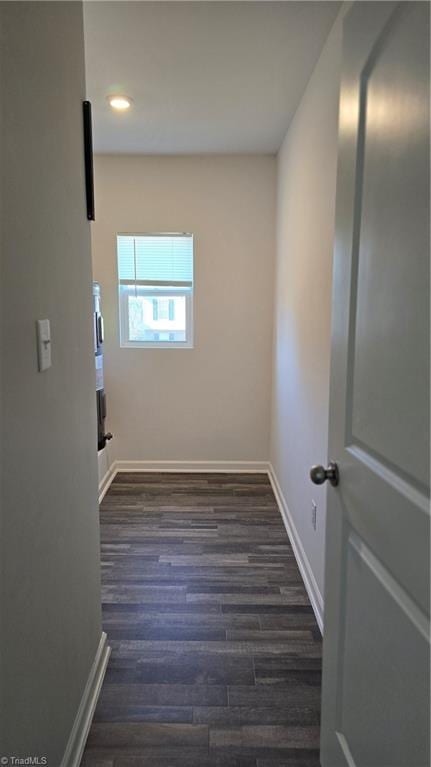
[[310, 461, 339, 487]]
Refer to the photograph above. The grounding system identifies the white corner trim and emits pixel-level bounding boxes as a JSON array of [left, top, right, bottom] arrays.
[[60, 632, 110, 767], [114, 459, 271, 474], [98, 464, 117, 503], [268, 464, 324, 634]]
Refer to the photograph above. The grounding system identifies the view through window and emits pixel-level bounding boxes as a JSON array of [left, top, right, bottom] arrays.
[[117, 234, 194, 348]]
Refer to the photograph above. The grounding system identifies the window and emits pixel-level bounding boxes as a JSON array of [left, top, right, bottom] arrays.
[[117, 233, 194, 348]]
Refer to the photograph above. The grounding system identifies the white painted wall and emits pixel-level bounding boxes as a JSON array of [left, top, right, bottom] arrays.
[[270, 9, 346, 609], [0, 3, 102, 760], [91, 155, 276, 464]]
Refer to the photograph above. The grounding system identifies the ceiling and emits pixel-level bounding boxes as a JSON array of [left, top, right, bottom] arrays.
[[84, 1, 340, 154]]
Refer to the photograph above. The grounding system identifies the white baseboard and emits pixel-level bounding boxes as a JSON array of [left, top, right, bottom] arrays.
[[98, 464, 117, 503], [98, 460, 269, 503], [114, 459, 270, 474], [268, 464, 324, 634], [60, 632, 110, 767], [96, 458, 324, 632]]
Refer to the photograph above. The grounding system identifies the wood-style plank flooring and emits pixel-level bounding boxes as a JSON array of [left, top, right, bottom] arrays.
[[81, 473, 322, 767]]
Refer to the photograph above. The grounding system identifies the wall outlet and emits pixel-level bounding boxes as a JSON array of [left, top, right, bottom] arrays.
[[36, 318, 51, 372], [311, 500, 317, 531]]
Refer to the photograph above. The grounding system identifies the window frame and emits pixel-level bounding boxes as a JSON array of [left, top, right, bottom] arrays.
[[117, 231, 194, 350]]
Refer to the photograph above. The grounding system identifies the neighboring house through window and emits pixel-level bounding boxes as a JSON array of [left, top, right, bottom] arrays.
[[117, 233, 194, 348]]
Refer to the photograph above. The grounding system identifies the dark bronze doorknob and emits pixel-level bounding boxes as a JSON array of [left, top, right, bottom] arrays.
[[310, 462, 339, 487]]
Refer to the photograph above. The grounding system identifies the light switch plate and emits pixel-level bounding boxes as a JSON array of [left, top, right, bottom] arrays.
[[36, 319, 51, 371]]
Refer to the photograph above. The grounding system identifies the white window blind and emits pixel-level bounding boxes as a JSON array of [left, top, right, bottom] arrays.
[[117, 233, 194, 349], [117, 234, 193, 286]]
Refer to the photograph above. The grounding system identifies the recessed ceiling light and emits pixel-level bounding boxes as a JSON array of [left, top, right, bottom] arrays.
[[108, 95, 133, 111]]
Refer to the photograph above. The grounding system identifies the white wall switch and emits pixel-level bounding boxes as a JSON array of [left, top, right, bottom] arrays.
[[36, 319, 51, 371]]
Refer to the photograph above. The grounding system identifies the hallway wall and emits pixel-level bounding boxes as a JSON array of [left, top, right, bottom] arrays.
[[0, 2, 102, 760], [270, 7, 346, 619], [92, 154, 276, 464]]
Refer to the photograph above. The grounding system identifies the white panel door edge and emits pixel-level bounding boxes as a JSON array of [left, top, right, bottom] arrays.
[[319, 3, 430, 766]]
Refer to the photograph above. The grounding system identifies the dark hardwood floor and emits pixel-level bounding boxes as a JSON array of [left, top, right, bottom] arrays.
[[81, 472, 322, 767]]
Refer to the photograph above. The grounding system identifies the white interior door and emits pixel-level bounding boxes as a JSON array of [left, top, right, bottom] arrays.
[[318, 3, 430, 766]]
